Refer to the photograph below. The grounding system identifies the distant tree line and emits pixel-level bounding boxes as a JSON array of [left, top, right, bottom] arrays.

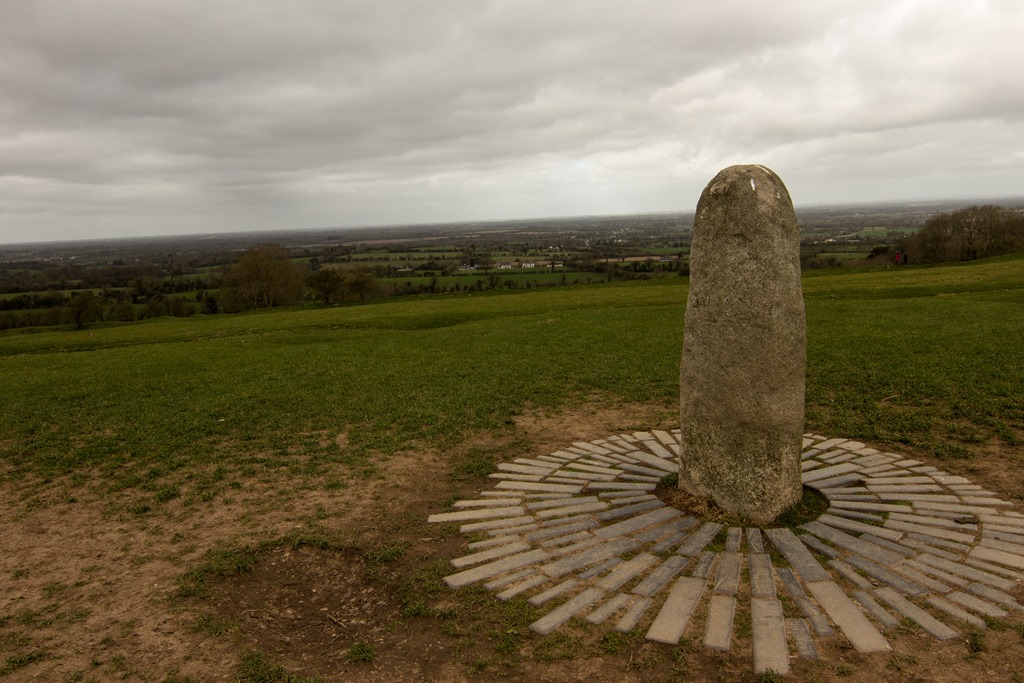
[[899, 205, 1024, 264]]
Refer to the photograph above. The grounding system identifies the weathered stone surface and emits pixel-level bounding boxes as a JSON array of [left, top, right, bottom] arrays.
[[679, 165, 805, 525]]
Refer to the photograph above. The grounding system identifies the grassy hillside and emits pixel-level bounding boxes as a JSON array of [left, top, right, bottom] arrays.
[[1, 254, 1022, 494]]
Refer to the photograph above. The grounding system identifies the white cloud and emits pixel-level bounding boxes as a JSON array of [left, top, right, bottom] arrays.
[[1, 0, 1022, 243]]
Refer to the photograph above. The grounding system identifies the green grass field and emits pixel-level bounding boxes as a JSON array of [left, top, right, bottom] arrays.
[[1, 254, 1022, 495]]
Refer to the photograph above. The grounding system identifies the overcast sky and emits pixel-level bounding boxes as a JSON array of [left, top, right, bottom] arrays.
[[1, 1, 1022, 244]]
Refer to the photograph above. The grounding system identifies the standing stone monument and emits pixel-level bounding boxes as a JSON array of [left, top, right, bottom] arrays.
[[678, 165, 805, 525]]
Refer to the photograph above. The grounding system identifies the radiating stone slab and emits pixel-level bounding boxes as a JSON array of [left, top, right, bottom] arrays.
[[541, 537, 639, 578], [529, 588, 605, 635], [819, 513, 903, 541], [452, 541, 532, 568], [851, 590, 899, 628], [749, 552, 776, 598], [926, 595, 986, 629], [751, 598, 790, 675], [704, 594, 736, 651], [916, 554, 1015, 590], [633, 556, 689, 596], [883, 519, 975, 544], [801, 521, 902, 565], [428, 506, 525, 523], [873, 587, 958, 640], [496, 574, 549, 600], [800, 533, 841, 559], [967, 582, 1024, 611], [677, 522, 724, 557], [746, 528, 765, 553], [597, 553, 659, 591], [585, 593, 633, 624], [806, 580, 891, 652], [445, 549, 552, 588], [495, 481, 583, 494], [829, 559, 873, 590], [788, 618, 819, 659], [843, 555, 926, 596], [713, 552, 741, 595], [529, 579, 578, 606], [647, 576, 706, 644], [971, 544, 1024, 570], [764, 528, 830, 582], [615, 596, 652, 632], [593, 506, 681, 538], [946, 590, 1009, 617]]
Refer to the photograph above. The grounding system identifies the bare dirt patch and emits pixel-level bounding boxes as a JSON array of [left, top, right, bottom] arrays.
[[3, 401, 1024, 682]]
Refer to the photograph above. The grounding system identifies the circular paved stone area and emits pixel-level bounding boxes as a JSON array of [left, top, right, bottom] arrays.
[[427, 430, 1024, 675]]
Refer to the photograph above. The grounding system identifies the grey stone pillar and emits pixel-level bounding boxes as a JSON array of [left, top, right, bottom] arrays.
[[678, 165, 806, 525]]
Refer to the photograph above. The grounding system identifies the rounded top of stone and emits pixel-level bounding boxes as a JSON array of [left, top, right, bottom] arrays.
[[699, 164, 794, 219]]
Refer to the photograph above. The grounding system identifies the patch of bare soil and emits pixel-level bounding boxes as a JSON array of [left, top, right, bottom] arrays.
[[3, 401, 1024, 683]]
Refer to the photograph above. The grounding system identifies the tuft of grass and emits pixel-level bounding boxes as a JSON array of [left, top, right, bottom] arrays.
[[235, 650, 323, 683], [1, 650, 46, 676], [343, 641, 375, 664], [773, 487, 831, 528], [175, 543, 263, 599]]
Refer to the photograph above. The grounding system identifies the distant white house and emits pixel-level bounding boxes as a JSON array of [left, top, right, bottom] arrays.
[[498, 262, 513, 269]]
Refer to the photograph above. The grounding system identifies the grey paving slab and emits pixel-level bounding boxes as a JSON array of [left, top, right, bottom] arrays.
[[873, 587, 958, 640], [889, 511, 978, 531], [963, 496, 1014, 507], [485, 567, 536, 590], [966, 582, 1024, 611], [866, 476, 940, 486], [468, 535, 523, 550], [807, 473, 865, 490], [638, 439, 677, 463], [652, 429, 676, 446], [801, 521, 903, 565], [868, 484, 945, 494], [574, 441, 613, 455], [970, 545, 1024, 571], [598, 499, 675, 528], [452, 541, 533, 568], [428, 506, 525, 523], [980, 514, 1024, 529], [618, 463, 671, 478], [799, 533, 841, 559], [515, 458, 565, 468], [498, 463, 556, 475], [490, 473, 545, 482], [947, 590, 1008, 617], [594, 505, 681, 537], [597, 553, 659, 591], [585, 593, 633, 624], [764, 528, 831, 582], [916, 553, 1015, 590], [495, 481, 584, 494], [647, 576, 706, 644], [883, 519, 975, 544], [713, 552, 741, 596], [690, 551, 719, 580], [535, 501, 611, 519], [788, 618, 819, 659], [851, 590, 900, 629], [703, 594, 736, 651], [541, 536, 640, 578], [541, 531, 595, 549], [814, 437, 850, 450], [633, 556, 689, 596], [525, 518, 600, 541], [598, 490, 646, 499], [650, 530, 690, 554], [878, 493, 959, 503], [497, 574, 549, 600], [445, 549, 552, 588], [830, 500, 911, 514], [577, 557, 622, 579], [980, 536, 1024, 557], [913, 501, 1001, 515], [903, 558, 968, 586], [587, 482, 657, 492], [751, 598, 790, 675], [624, 448, 678, 472], [725, 527, 743, 552], [926, 595, 986, 629], [843, 555, 927, 596], [829, 559, 874, 590], [527, 496, 600, 510], [821, 451, 856, 464], [829, 508, 885, 523], [825, 493, 878, 501], [905, 533, 970, 553], [807, 580, 891, 652], [749, 552, 776, 598], [858, 533, 915, 558], [889, 562, 951, 594], [455, 498, 522, 508], [775, 567, 807, 598], [529, 578, 578, 606], [461, 515, 536, 533], [853, 454, 895, 468], [530, 588, 605, 635], [964, 557, 1024, 581], [819, 513, 903, 541], [550, 471, 617, 482], [634, 516, 696, 542], [615, 596, 652, 632], [677, 522, 724, 557], [746, 528, 765, 553]]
